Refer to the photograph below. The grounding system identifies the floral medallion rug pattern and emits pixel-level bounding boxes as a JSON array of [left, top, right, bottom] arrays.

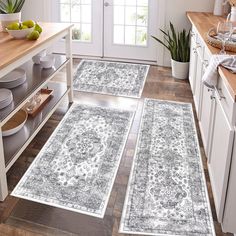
[[12, 104, 134, 218], [73, 60, 149, 98], [120, 99, 215, 236]]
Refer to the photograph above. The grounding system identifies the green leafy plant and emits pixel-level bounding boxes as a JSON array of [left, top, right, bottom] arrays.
[[152, 22, 190, 62], [0, 0, 25, 14]]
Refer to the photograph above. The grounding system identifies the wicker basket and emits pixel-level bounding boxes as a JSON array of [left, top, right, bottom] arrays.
[[206, 27, 236, 53]]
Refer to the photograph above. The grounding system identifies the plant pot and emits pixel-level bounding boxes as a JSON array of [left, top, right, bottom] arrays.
[[171, 59, 189, 80], [0, 12, 21, 32]]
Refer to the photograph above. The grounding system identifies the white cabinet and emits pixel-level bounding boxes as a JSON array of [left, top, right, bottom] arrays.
[[208, 89, 234, 222], [193, 45, 204, 117], [199, 85, 214, 157], [189, 21, 236, 235], [222, 135, 236, 232], [189, 31, 197, 93], [198, 50, 213, 157]]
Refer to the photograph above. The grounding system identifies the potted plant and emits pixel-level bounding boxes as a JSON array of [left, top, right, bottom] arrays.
[[0, 0, 25, 32], [152, 22, 190, 80]]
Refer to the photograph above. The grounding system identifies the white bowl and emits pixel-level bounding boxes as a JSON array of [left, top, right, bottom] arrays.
[[40, 55, 55, 69], [6, 27, 34, 39], [32, 50, 47, 64]]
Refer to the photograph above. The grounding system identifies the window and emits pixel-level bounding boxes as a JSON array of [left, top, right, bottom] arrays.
[[113, 0, 148, 46], [59, 0, 92, 42]]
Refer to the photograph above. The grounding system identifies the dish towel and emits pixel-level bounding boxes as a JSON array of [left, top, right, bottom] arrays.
[[202, 55, 236, 88]]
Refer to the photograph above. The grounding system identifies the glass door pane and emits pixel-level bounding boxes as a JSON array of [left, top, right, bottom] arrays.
[[113, 0, 148, 46], [52, 0, 103, 57], [104, 0, 162, 61], [59, 0, 92, 42]]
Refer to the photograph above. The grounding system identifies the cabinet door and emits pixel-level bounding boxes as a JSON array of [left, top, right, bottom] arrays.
[[222, 131, 236, 233], [199, 85, 214, 157], [189, 35, 197, 93], [199, 51, 212, 157], [193, 49, 203, 117], [208, 90, 234, 222]]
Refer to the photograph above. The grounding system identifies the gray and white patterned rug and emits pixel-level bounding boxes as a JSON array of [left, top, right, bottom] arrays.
[[120, 99, 215, 236], [12, 104, 134, 218], [73, 60, 149, 98]]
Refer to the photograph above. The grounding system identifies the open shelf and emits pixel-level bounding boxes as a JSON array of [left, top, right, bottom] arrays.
[[3, 82, 69, 170], [0, 54, 69, 123]]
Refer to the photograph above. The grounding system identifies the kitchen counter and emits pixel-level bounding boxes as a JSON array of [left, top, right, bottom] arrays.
[[187, 12, 236, 101], [0, 22, 72, 72]]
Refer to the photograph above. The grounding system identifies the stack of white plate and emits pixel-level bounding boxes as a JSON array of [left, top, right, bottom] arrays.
[[0, 89, 13, 109], [0, 68, 26, 89]]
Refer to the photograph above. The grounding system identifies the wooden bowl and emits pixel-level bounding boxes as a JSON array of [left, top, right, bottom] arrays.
[[207, 27, 236, 53], [2, 109, 28, 137]]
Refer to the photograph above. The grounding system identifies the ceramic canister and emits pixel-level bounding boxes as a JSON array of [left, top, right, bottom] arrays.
[[228, 6, 236, 22], [214, 0, 224, 15]]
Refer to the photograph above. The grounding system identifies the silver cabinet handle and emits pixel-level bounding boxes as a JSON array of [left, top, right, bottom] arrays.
[[218, 88, 226, 100], [104, 2, 110, 7], [203, 60, 209, 67]]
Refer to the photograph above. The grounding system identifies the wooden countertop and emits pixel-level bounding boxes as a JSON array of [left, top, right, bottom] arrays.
[[0, 22, 73, 71], [187, 12, 236, 101]]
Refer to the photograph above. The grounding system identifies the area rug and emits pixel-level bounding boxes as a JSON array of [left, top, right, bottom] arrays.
[[11, 104, 134, 218], [73, 60, 149, 98], [120, 99, 215, 236]]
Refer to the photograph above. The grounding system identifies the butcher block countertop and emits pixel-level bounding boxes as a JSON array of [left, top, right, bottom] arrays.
[[187, 12, 236, 102], [0, 22, 73, 71]]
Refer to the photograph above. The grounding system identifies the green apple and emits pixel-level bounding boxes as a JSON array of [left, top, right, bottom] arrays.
[[7, 22, 20, 30], [34, 23, 42, 34], [21, 25, 28, 29], [22, 20, 35, 28], [27, 30, 40, 40]]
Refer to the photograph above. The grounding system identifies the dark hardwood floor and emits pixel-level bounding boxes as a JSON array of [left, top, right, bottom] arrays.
[[0, 59, 233, 236]]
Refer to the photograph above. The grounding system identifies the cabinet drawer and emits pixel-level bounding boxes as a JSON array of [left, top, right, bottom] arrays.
[[217, 77, 235, 124]]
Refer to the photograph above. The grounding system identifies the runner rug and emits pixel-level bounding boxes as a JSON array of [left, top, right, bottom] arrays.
[[73, 60, 149, 98], [12, 104, 134, 218], [120, 99, 215, 236]]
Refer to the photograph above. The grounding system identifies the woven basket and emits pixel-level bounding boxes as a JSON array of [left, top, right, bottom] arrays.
[[206, 27, 236, 53]]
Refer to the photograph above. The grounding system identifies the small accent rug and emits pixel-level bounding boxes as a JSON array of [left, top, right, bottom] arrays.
[[73, 60, 149, 98], [120, 99, 215, 236], [12, 104, 134, 218]]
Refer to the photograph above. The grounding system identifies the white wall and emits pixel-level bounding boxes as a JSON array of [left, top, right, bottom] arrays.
[[22, 0, 50, 22], [22, 0, 215, 66], [162, 0, 215, 66]]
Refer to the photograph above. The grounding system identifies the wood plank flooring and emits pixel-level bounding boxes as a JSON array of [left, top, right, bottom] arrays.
[[0, 59, 233, 236]]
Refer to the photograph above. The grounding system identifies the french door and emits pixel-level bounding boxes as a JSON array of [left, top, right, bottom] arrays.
[[52, 0, 103, 56], [104, 0, 159, 61], [52, 0, 163, 62]]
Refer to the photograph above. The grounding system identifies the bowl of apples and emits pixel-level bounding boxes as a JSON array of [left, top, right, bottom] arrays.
[[6, 20, 38, 39]]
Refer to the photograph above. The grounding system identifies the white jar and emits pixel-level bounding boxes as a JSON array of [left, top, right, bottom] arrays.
[[0, 12, 21, 32], [228, 6, 236, 22], [214, 0, 224, 16]]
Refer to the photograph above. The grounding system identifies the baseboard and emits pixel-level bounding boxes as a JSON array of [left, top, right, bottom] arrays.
[[73, 55, 158, 66]]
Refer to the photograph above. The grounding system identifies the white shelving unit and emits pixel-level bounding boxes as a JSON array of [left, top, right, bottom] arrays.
[[0, 23, 74, 201]]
